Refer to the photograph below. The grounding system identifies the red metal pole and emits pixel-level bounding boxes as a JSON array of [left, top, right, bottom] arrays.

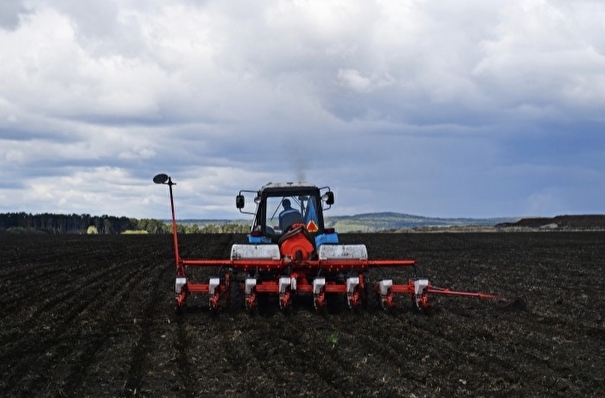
[[166, 177, 182, 273]]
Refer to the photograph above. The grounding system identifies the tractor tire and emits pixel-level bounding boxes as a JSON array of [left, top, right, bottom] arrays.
[[364, 278, 380, 312], [229, 279, 244, 312]]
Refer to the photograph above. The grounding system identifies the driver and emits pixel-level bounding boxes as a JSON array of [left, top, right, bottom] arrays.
[[279, 199, 303, 231]]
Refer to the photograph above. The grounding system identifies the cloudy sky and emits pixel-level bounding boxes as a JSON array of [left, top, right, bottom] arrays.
[[1, 0, 604, 220]]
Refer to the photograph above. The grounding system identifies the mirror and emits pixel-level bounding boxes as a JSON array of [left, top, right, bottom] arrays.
[[236, 195, 245, 209], [322, 191, 334, 205]]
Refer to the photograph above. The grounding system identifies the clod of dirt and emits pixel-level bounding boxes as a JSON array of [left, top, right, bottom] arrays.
[[500, 297, 528, 312]]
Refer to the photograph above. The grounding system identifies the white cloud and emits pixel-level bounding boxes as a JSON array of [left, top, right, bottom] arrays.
[[337, 69, 371, 92], [336, 68, 394, 93], [0, 0, 604, 219], [473, 0, 605, 110]]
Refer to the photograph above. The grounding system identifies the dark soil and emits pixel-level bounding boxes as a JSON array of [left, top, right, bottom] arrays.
[[1, 232, 604, 397], [498, 214, 605, 229]]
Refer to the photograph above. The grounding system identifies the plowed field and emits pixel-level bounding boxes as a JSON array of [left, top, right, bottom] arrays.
[[1, 232, 604, 397]]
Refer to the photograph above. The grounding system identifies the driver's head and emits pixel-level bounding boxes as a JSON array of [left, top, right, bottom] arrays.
[[282, 199, 291, 209]]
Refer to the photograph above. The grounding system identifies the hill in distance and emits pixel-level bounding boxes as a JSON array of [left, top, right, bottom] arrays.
[[175, 212, 520, 232], [176, 212, 605, 232], [324, 212, 519, 232], [495, 214, 605, 230]]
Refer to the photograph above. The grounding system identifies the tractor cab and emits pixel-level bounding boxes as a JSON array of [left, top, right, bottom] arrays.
[[236, 182, 337, 247]]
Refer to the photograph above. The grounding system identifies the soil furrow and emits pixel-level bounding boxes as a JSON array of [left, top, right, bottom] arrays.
[[122, 262, 174, 397], [0, 264, 143, 396], [2, 232, 605, 397], [62, 261, 169, 396]]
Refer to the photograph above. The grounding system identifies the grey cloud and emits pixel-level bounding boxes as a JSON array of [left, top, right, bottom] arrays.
[[0, 0, 29, 30], [1, 0, 605, 219]]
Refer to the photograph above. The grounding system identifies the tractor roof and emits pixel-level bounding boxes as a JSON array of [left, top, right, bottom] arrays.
[[260, 182, 318, 192]]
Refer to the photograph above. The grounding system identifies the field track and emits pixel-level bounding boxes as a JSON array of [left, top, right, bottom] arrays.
[[1, 232, 604, 397]]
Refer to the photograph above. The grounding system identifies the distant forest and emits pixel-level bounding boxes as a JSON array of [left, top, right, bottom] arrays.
[[0, 212, 249, 234]]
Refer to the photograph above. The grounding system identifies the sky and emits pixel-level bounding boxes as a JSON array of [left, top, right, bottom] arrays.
[[1, 0, 604, 220]]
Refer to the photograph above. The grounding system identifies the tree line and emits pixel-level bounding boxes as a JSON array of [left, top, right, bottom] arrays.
[[0, 212, 249, 234]]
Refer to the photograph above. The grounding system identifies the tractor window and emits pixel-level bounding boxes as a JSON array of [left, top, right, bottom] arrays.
[[265, 197, 283, 232], [262, 194, 322, 234], [265, 196, 307, 234]]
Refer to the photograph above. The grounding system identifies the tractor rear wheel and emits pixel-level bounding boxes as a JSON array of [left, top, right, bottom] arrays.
[[363, 278, 380, 312], [229, 277, 243, 312]]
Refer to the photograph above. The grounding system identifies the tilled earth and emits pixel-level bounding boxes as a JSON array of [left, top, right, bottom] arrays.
[[1, 232, 604, 397]]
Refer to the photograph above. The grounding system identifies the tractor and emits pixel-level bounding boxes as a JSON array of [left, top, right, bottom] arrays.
[[153, 174, 498, 312]]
